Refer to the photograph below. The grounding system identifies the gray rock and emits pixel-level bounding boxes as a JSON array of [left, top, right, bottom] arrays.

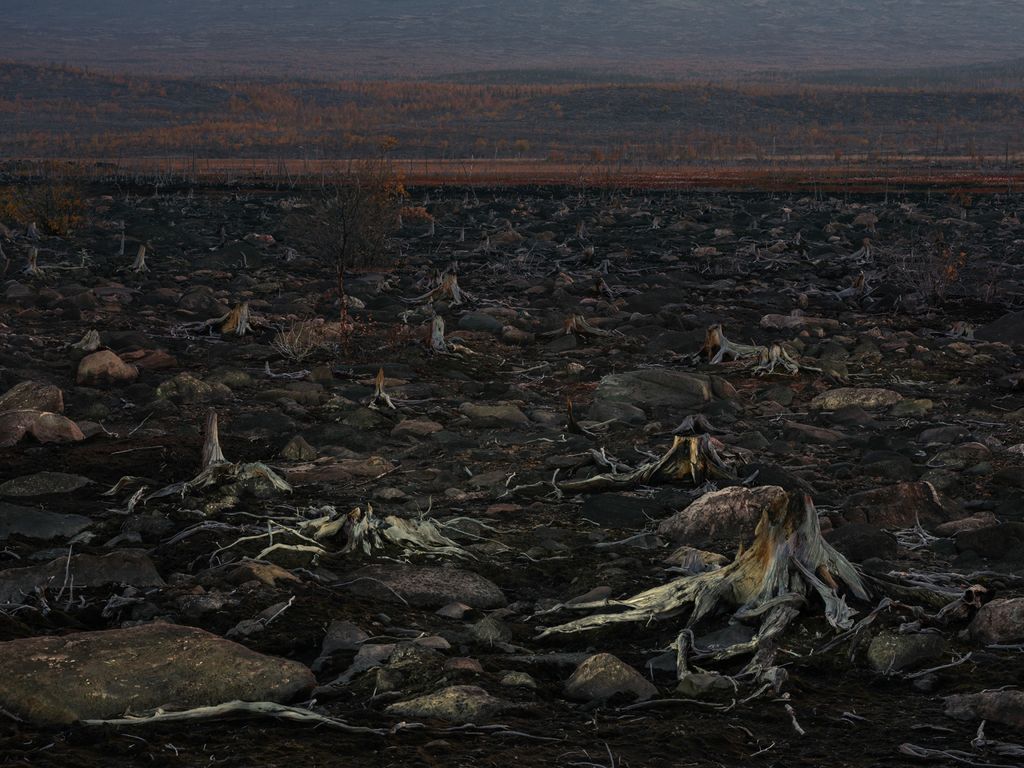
[[811, 387, 903, 410], [0, 471, 92, 497], [676, 672, 736, 698], [385, 685, 510, 723], [0, 623, 315, 725], [392, 418, 444, 438], [156, 372, 230, 404], [0, 503, 91, 541], [279, 435, 317, 461], [841, 482, 958, 529], [458, 403, 530, 428], [564, 653, 658, 702], [321, 620, 370, 655], [458, 313, 503, 334], [0, 380, 63, 413], [658, 486, 787, 547], [500, 671, 537, 688], [76, 350, 139, 386], [970, 598, 1024, 644], [945, 690, 1024, 729], [471, 616, 512, 645], [347, 564, 506, 609], [591, 369, 716, 415], [0, 550, 164, 604], [825, 523, 898, 562], [582, 494, 658, 528], [866, 631, 946, 673]]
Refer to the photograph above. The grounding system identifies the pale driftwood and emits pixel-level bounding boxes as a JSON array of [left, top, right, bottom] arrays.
[[186, 302, 255, 337], [81, 700, 383, 735], [558, 435, 734, 494], [541, 492, 867, 644]]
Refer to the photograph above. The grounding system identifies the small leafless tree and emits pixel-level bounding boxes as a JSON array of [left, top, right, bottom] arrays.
[[295, 157, 404, 323]]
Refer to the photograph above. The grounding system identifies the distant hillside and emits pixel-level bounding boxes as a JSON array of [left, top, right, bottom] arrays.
[[2, 1, 1022, 77]]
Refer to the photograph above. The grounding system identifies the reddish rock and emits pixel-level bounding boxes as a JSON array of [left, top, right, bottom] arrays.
[[76, 350, 138, 386], [0, 410, 84, 448]]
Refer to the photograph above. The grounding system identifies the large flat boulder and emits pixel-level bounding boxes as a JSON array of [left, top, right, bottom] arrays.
[[0, 550, 163, 604], [590, 370, 717, 417], [0, 410, 84, 448], [658, 486, 788, 547], [839, 482, 959, 529], [0, 624, 315, 725], [346, 564, 505, 609], [0, 381, 64, 413]]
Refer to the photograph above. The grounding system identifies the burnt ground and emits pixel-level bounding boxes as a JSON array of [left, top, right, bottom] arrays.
[[2, 185, 1024, 766]]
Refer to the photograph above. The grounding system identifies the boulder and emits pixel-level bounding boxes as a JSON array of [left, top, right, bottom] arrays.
[[970, 598, 1024, 644], [591, 370, 717, 417], [0, 410, 84, 448], [76, 350, 138, 386], [825, 523, 898, 562], [945, 690, 1024, 730], [975, 311, 1024, 346], [0, 471, 92, 497], [346, 564, 506, 609], [156, 372, 230, 403], [458, 403, 530, 429], [0, 381, 63, 413], [0, 624, 315, 725], [0, 502, 91, 541], [866, 631, 946, 673], [0, 550, 164, 604], [563, 653, 658, 702], [385, 685, 510, 723], [956, 523, 1024, 563], [840, 482, 958, 529], [658, 485, 788, 547], [811, 387, 903, 410]]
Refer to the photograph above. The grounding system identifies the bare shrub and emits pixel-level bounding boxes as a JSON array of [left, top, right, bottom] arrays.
[[271, 320, 327, 363]]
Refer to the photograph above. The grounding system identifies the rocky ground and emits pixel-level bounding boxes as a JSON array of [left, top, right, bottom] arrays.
[[2, 185, 1024, 767]]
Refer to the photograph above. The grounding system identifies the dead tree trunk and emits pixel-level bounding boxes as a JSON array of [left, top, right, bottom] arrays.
[[201, 409, 227, 469], [541, 492, 868, 662]]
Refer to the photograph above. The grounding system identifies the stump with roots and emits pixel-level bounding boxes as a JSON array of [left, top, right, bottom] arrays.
[[699, 324, 762, 364], [540, 492, 868, 677], [219, 302, 253, 336], [71, 329, 101, 352], [428, 315, 448, 353], [409, 271, 470, 306], [540, 314, 620, 341], [138, 409, 291, 502], [559, 435, 735, 494], [754, 343, 801, 375], [368, 367, 396, 410], [327, 503, 468, 558], [129, 244, 149, 273], [23, 247, 43, 277]]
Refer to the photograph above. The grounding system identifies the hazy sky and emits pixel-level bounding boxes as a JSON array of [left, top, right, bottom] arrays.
[[3, 1, 1021, 77]]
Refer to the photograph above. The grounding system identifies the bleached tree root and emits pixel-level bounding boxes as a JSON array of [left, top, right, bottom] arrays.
[[559, 435, 735, 494], [185, 302, 256, 337], [71, 329, 101, 352], [81, 700, 383, 735], [540, 492, 868, 651]]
